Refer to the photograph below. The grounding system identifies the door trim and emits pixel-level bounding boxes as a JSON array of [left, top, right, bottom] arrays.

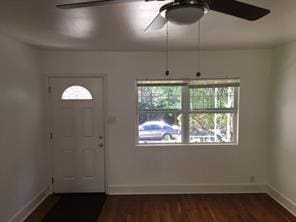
[[47, 75, 109, 194]]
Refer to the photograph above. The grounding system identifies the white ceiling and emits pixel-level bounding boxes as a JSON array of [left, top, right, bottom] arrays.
[[0, 0, 296, 50]]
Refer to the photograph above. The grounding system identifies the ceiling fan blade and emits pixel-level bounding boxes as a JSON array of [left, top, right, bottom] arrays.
[[209, 0, 270, 21], [57, 0, 118, 9], [56, 0, 163, 9], [145, 13, 167, 32]]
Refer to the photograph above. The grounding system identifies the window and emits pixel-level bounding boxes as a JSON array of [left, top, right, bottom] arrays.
[[137, 79, 240, 145], [61, 85, 93, 100]]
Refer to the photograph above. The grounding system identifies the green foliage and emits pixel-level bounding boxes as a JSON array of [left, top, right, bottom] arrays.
[[138, 86, 182, 110], [190, 87, 235, 110], [189, 113, 231, 131], [189, 87, 235, 133]]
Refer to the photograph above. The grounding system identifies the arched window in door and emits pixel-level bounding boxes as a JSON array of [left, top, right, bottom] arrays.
[[61, 85, 93, 100]]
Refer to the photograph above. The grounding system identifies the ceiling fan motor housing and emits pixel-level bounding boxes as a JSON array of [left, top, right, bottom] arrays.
[[161, 0, 209, 25]]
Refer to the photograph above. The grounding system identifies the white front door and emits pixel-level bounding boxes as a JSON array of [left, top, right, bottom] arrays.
[[49, 77, 105, 193]]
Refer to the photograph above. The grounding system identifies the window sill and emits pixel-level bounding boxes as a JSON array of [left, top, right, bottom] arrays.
[[136, 143, 239, 148]]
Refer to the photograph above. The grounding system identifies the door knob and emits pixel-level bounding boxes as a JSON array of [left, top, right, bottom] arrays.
[[99, 143, 104, 147]]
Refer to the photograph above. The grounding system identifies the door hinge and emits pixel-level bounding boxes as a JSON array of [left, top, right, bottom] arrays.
[[48, 86, 51, 94], [50, 132, 53, 140], [51, 177, 54, 184]]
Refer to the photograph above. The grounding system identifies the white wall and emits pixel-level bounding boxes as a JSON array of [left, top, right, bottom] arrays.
[[268, 42, 296, 210], [0, 29, 293, 220], [0, 34, 48, 222], [42, 49, 272, 193]]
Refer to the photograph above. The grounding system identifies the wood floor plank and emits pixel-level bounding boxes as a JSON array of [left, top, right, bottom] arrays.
[[24, 195, 60, 222], [98, 194, 296, 222], [25, 193, 296, 222]]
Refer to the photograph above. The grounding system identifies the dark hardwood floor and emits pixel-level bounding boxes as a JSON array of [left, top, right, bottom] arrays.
[[25, 195, 60, 222], [25, 193, 296, 222], [99, 194, 296, 222]]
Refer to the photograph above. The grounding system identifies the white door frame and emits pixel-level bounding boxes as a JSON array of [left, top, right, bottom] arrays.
[[47, 75, 109, 194]]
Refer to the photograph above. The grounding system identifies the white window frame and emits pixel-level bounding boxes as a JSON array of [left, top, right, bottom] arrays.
[[136, 79, 240, 146]]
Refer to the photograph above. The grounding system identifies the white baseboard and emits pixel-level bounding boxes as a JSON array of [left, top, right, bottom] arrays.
[[108, 184, 266, 195], [267, 185, 296, 217], [8, 187, 50, 222]]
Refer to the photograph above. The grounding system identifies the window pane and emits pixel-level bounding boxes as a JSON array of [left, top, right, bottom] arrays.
[[138, 112, 182, 144], [61, 85, 93, 100], [189, 113, 234, 143], [138, 86, 182, 111], [190, 87, 235, 110]]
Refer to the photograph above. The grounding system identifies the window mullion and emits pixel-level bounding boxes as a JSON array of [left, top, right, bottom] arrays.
[[182, 85, 190, 144], [189, 109, 235, 114], [233, 87, 239, 144]]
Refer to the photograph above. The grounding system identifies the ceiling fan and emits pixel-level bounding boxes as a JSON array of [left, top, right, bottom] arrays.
[[56, 0, 270, 31]]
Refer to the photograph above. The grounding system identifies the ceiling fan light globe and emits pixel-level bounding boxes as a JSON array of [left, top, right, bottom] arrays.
[[165, 6, 205, 25]]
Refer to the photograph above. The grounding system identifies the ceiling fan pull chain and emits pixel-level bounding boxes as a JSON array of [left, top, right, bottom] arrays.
[[196, 21, 201, 77], [165, 22, 170, 76]]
